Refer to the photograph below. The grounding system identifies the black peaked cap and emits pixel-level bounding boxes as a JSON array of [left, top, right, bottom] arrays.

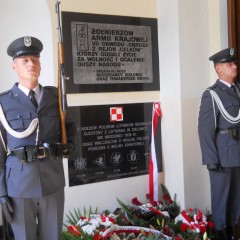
[[7, 36, 43, 59], [209, 48, 238, 64]]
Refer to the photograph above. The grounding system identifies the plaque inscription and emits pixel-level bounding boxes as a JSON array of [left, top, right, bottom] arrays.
[[68, 103, 162, 186], [62, 12, 160, 92], [71, 22, 153, 84]]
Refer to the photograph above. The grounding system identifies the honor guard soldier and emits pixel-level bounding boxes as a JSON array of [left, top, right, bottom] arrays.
[[198, 48, 240, 240], [0, 36, 76, 240]]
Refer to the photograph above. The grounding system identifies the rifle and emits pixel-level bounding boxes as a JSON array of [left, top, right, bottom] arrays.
[[55, 0, 68, 144]]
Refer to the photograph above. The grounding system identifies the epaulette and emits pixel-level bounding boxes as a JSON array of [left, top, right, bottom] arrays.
[[207, 82, 217, 91], [44, 86, 57, 90], [44, 86, 58, 96], [0, 89, 11, 97]]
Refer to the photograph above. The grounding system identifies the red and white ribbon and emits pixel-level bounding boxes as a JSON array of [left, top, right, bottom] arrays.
[[175, 210, 207, 233], [149, 102, 162, 201]]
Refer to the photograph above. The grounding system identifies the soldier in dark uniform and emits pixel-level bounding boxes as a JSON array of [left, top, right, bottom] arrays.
[[198, 48, 240, 240], [0, 36, 76, 240]]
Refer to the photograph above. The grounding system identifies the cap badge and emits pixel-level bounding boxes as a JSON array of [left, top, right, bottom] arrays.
[[24, 36, 32, 47], [230, 48, 235, 57]]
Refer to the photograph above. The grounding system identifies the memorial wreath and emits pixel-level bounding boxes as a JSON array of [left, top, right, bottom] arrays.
[[61, 185, 217, 240]]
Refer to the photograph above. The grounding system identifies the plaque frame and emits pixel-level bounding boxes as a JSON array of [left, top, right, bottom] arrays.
[[67, 103, 162, 186], [62, 12, 160, 93]]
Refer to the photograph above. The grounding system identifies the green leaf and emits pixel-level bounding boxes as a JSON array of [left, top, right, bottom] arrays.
[[160, 184, 170, 197]]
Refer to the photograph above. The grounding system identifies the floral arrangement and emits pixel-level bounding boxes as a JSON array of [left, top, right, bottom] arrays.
[[163, 208, 216, 240], [61, 185, 217, 240]]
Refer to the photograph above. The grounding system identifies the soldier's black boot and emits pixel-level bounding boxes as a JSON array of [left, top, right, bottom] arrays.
[[216, 228, 229, 240], [228, 225, 238, 240]]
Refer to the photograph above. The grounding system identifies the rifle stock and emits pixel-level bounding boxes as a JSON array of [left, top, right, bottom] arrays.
[[56, 1, 68, 145]]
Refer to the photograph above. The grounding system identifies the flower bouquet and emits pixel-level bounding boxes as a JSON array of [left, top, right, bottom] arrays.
[[166, 208, 216, 239], [62, 208, 169, 239], [61, 185, 217, 240]]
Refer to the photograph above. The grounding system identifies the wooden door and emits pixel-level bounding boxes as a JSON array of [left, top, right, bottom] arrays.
[[227, 1, 240, 235], [228, 0, 240, 82]]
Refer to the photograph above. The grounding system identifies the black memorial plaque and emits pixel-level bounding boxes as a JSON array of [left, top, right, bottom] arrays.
[[62, 12, 160, 93], [68, 103, 162, 186]]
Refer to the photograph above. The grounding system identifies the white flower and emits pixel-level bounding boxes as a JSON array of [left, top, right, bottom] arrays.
[[101, 218, 114, 227], [89, 218, 100, 228], [82, 224, 96, 236], [77, 218, 88, 226]]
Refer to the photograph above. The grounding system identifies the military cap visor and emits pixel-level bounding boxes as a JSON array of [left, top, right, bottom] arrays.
[[7, 36, 43, 59], [209, 48, 239, 64]]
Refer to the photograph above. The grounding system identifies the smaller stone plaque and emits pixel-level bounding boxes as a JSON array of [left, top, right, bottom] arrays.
[[68, 103, 162, 186]]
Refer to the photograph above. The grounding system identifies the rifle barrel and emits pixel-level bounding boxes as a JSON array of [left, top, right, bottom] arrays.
[[56, 0, 68, 144]]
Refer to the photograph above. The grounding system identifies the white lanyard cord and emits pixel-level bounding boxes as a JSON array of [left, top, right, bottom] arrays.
[[209, 89, 240, 124], [0, 104, 39, 138]]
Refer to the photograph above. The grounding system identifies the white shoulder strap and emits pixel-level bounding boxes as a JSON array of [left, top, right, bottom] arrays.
[[0, 129, 7, 152], [209, 89, 240, 124], [0, 104, 39, 138]]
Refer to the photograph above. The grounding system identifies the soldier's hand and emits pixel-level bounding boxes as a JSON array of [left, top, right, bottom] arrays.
[[62, 143, 75, 158], [207, 163, 222, 172], [0, 196, 13, 224]]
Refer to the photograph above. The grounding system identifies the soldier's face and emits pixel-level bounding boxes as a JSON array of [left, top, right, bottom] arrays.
[[216, 62, 238, 82], [12, 55, 41, 85]]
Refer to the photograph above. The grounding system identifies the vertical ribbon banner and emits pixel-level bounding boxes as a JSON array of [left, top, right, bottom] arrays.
[[149, 102, 162, 201]]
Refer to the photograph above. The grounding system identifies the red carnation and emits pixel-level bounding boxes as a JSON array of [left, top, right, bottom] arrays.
[[174, 236, 182, 240], [188, 208, 193, 213], [94, 233, 102, 240], [131, 197, 142, 206], [162, 194, 173, 204], [180, 223, 189, 232], [150, 200, 157, 206], [146, 193, 151, 199], [207, 221, 215, 229]]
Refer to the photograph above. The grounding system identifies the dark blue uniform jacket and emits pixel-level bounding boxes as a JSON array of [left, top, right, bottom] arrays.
[[0, 83, 76, 198], [198, 79, 240, 168]]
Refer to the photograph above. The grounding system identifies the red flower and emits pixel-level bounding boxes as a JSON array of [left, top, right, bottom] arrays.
[[68, 225, 81, 236], [131, 197, 142, 206], [199, 223, 207, 234], [188, 208, 193, 213], [196, 210, 203, 222], [207, 221, 215, 229], [162, 194, 173, 204], [180, 223, 189, 232], [150, 200, 157, 207], [162, 227, 171, 235], [146, 193, 151, 199], [94, 233, 102, 240], [174, 237, 182, 240]]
